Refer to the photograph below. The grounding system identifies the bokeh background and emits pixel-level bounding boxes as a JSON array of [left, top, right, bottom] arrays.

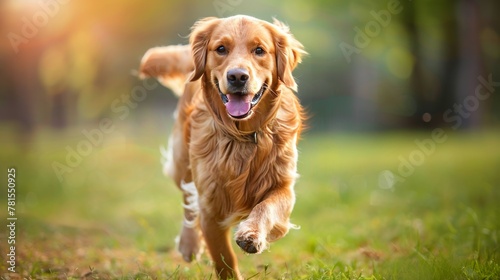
[[1, 0, 499, 132], [1, 0, 499, 278]]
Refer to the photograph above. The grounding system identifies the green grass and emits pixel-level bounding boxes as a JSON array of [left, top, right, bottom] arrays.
[[1, 123, 499, 279]]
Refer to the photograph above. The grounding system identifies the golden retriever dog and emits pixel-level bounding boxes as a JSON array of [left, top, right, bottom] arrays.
[[139, 15, 306, 279]]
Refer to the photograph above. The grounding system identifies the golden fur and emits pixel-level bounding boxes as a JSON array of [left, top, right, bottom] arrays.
[[139, 15, 306, 279]]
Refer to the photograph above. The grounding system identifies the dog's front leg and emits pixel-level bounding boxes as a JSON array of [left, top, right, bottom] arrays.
[[200, 212, 242, 280], [235, 186, 296, 254]]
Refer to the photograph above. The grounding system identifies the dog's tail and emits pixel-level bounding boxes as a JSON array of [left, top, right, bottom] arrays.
[[139, 45, 194, 97]]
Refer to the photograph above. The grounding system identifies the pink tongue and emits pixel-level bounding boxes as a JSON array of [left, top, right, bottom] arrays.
[[225, 94, 252, 117]]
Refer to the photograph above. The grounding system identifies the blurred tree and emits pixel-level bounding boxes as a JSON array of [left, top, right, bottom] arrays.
[[1, 0, 499, 133], [454, 0, 485, 129], [402, 0, 460, 129]]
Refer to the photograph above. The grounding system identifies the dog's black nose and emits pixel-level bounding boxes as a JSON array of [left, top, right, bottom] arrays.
[[227, 68, 249, 88]]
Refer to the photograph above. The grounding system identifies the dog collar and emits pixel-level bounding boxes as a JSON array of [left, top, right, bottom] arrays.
[[251, 131, 258, 144], [239, 131, 258, 144]]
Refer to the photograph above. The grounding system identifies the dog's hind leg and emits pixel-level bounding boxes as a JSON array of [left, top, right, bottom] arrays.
[[175, 180, 205, 262], [160, 96, 203, 262]]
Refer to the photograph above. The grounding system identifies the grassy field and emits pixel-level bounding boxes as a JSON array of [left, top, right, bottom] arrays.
[[1, 123, 499, 279]]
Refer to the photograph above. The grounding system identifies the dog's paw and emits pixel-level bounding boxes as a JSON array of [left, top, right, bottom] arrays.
[[234, 225, 267, 254], [176, 226, 204, 262], [236, 237, 259, 254]]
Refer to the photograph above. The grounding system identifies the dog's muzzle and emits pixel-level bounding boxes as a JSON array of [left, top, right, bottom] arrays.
[[217, 83, 265, 119]]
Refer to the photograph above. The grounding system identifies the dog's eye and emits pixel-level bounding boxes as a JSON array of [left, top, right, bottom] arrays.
[[216, 45, 227, 55], [254, 47, 265, 56]]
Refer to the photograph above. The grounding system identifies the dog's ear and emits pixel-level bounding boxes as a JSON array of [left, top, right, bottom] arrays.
[[189, 17, 220, 82], [270, 19, 307, 92]]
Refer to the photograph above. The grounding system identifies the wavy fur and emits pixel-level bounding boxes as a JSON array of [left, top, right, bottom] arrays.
[[139, 15, 305, 280]]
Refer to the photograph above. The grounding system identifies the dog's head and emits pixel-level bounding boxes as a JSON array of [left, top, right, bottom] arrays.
[[189, 15, 305, 121]]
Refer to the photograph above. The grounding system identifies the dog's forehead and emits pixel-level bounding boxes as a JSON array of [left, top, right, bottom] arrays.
[[212, 16, 273, 46]]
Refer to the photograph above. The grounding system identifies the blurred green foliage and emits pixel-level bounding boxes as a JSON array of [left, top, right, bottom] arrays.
[[1, 0, 499, 132]]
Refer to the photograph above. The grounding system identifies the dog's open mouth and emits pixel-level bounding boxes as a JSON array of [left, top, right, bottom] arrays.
[[217, 83, 266, 119]]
